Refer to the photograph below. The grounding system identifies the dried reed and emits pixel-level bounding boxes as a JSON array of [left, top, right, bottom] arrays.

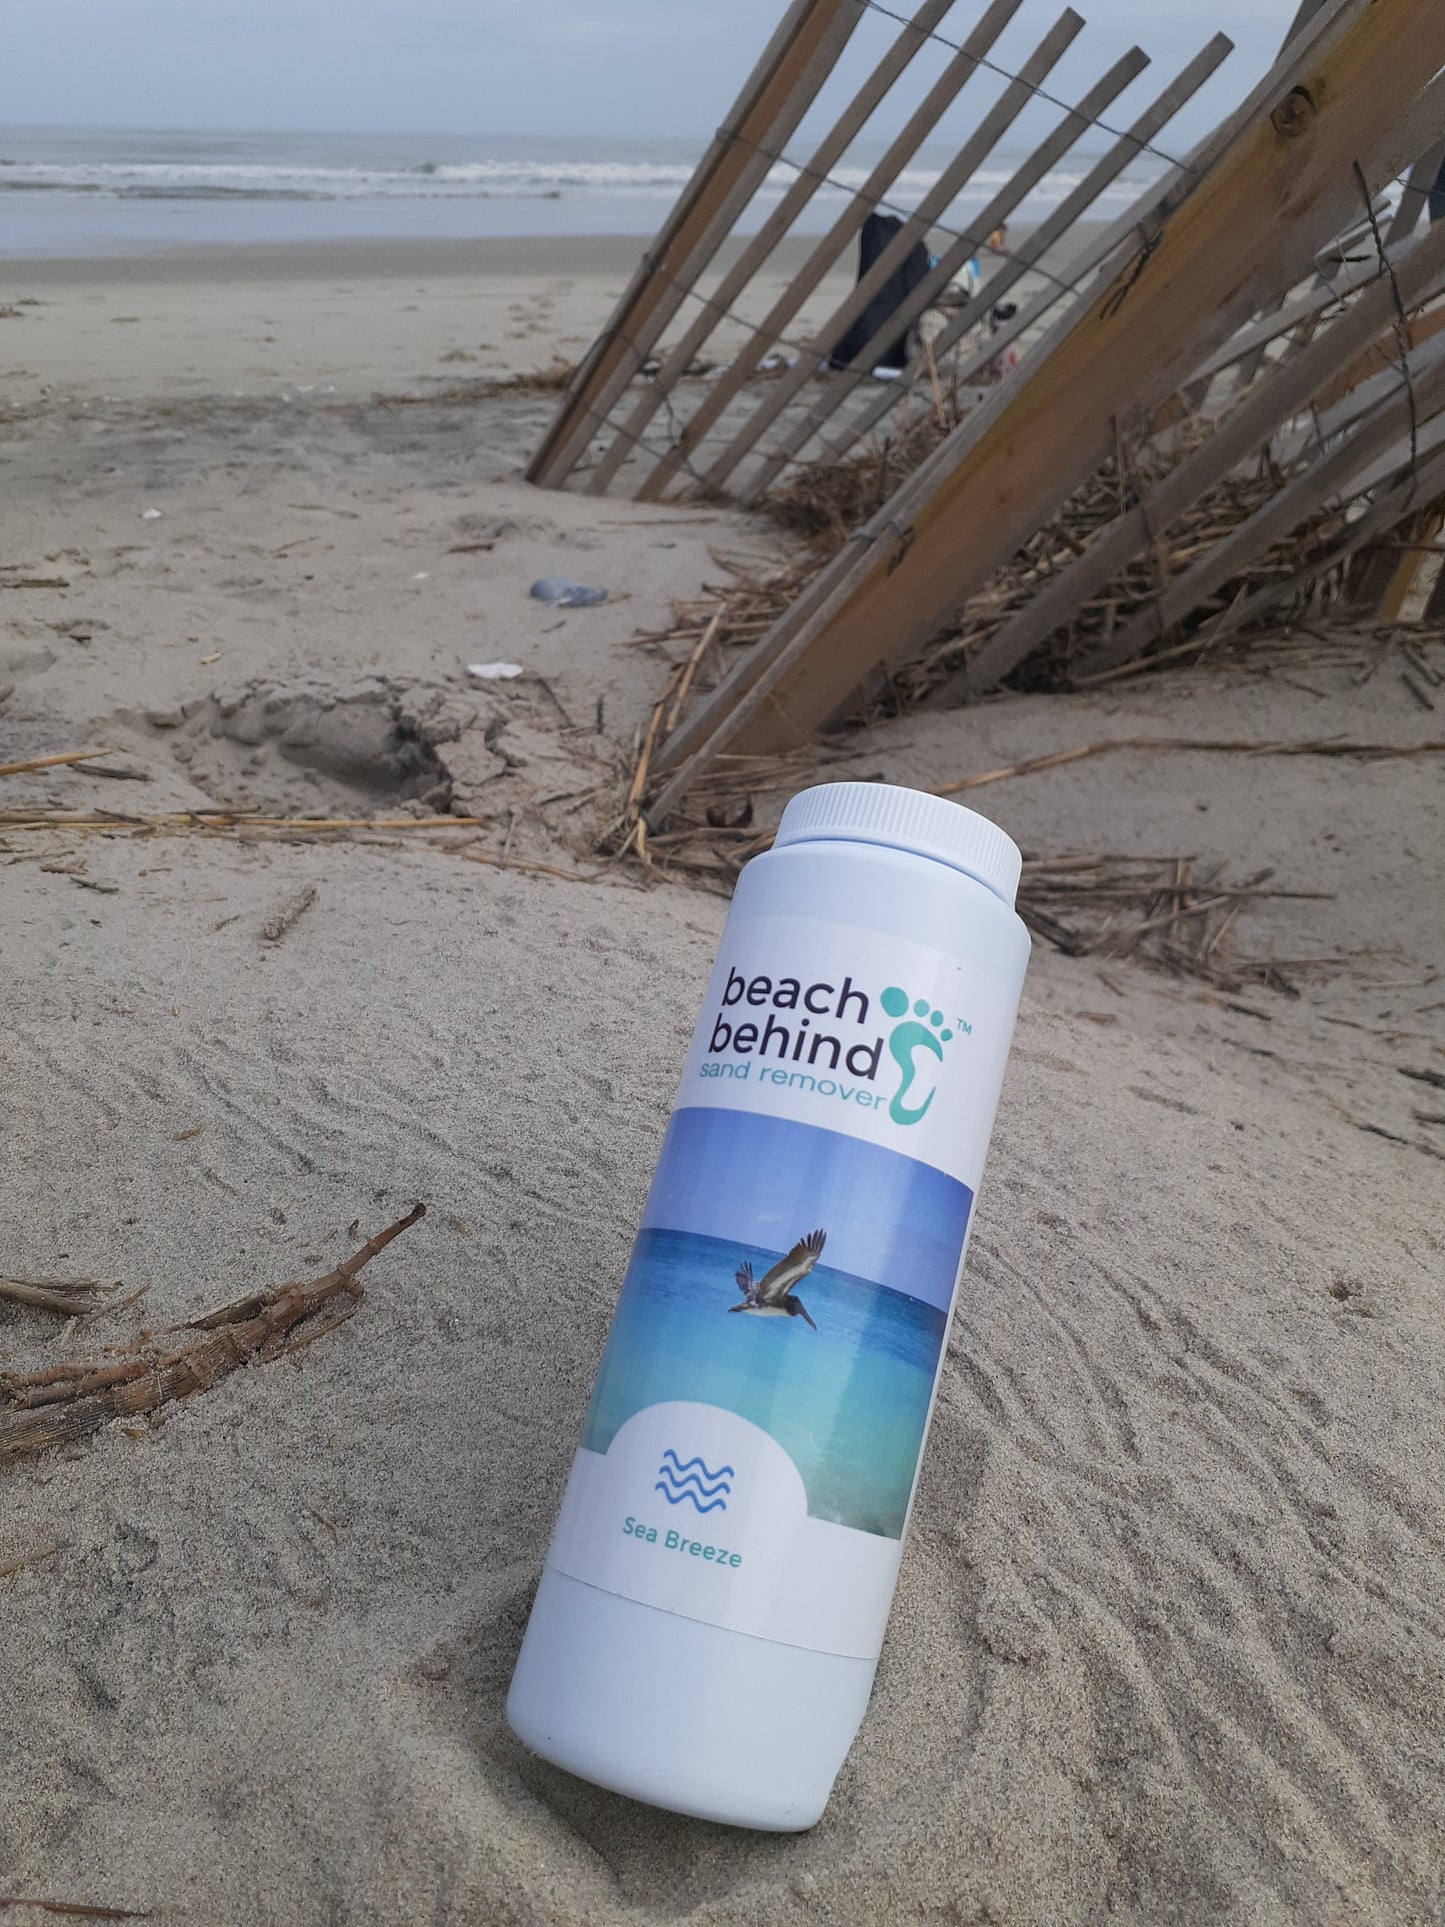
[[1, 1205, 424, 1459]]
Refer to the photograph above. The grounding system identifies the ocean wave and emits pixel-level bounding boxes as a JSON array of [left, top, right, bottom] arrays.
[[0, 155, 1153, 209], [0, 158, 697, 201]]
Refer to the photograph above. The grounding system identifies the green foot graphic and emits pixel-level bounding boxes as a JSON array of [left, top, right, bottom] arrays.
[[880, 987, 953, 1126]]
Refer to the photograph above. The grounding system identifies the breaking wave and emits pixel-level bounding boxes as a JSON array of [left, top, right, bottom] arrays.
[[0, 154, 1154, 212]]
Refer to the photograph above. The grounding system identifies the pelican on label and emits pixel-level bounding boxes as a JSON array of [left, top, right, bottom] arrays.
[[729, 1228, 825, 1331]]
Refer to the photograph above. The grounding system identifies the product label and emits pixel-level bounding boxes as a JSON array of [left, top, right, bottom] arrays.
[[545, 915, 1018, 1659]]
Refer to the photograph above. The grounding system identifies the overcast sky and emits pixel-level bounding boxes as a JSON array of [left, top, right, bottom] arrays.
[[0, 0, 1293, 143]]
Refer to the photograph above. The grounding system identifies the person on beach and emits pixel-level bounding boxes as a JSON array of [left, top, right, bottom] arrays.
[[830, 211, 932, 373]]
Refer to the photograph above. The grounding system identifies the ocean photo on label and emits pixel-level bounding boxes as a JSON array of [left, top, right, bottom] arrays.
[[582, 1108, 972, 1538]]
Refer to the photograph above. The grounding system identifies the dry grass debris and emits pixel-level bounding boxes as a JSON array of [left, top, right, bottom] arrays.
[[1, 1205, 424, 1460]]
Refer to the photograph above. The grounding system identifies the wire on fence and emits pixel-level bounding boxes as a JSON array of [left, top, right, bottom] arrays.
[[1354, 158, 1421, 509]]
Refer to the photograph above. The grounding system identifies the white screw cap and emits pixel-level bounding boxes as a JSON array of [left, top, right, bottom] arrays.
[[774, 780, 1022, 905]]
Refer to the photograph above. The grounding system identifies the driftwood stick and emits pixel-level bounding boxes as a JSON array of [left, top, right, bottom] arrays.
[[261, 883, 318, 946], [663, 609, 724, 739], [0, 1545, 57, 1581], [0, 1903, 150, 1921], [0, 1204, 425, 1458], [0, 749, 116, 778], [0, 1279, 116, 1318], [0, 813, 484, 834]]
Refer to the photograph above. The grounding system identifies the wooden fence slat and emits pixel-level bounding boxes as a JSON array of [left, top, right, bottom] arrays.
[[950, 219, 1445, 695], [1159, 214, 1391, 432], [1385, 139, 1445, 246], [737, 44, 1152, 502], [1075, 329, 1445, 674], [630, 0, 1027, 505], [690, 8, 1088, 501], [643, 0, 1445, 818], [582, 0, 963, 499], [1279, 0, 1337, 42], [1374, 507, 1445, 621], [1309, 389, 1445, 500], [1184, 275, 1363, 389], [1188, 438, 1445, 641], [529, 0, 838, 488], [526, 0, 864, 491], [796, 37, 1232, 474], [1210, 0, 1352, 402], [1098, 409, 1445, 659], [1312, 299, 1445, 414]]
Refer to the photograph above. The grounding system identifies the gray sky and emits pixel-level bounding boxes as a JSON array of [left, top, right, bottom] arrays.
[[1, 0, 1292, 141]]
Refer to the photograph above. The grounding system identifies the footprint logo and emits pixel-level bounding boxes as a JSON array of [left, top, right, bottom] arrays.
[[880, 987, 953, 1126]]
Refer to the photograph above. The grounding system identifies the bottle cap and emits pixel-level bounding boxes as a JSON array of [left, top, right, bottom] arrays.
[[774, 780, 1022, 906]]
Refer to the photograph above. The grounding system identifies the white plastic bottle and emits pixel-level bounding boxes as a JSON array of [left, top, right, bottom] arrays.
[[508, 781, 1030, 1829]]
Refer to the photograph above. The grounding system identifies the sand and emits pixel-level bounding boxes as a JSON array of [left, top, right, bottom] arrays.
[[2, 238, 1444, 1926]]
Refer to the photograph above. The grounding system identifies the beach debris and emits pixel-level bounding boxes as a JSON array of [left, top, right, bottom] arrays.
[[467, 661, 526, 680], [0, 748, 115, 778], [261, 882, 318, 945], [0, 1277, 119, 1318], [0, 1546, 56, 1581], [530, 577, 607, 608], [0, 1899, 151, 1920], [139, 507, 162, 520], [0, 1203, 426, 1460], [606, 791, 1337, 991], [706, 800, 754, 830], [1400, 669, 1436, 711], [0, 809, 485, 840], [1011, 855, 1334, 993], [936, 736, 1445, 795], [79, 762, 151, 782], [375, 362, 579, 407]]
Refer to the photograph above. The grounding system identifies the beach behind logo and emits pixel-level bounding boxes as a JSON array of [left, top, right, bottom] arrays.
[[655, 1447, 734, 1514], [880, 986, 953, 1126]]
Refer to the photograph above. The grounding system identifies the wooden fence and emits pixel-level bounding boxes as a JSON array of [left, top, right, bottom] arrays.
[[530, 0, 1445, 824]]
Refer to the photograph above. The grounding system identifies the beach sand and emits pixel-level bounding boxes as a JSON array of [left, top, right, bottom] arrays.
[[2, 238, 1443, 1925]]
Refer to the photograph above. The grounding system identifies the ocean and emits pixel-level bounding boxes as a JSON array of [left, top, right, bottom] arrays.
[[582, 1227, 948, 1540], [0, 123, 1165, 256]]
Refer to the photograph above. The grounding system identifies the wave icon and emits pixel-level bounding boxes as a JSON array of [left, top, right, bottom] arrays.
[[655, 1447, 734, 1514]]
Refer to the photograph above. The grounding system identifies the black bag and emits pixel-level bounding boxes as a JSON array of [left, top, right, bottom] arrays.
[[1430, 150, 1445, 224], [829, 212, 932, 372]]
